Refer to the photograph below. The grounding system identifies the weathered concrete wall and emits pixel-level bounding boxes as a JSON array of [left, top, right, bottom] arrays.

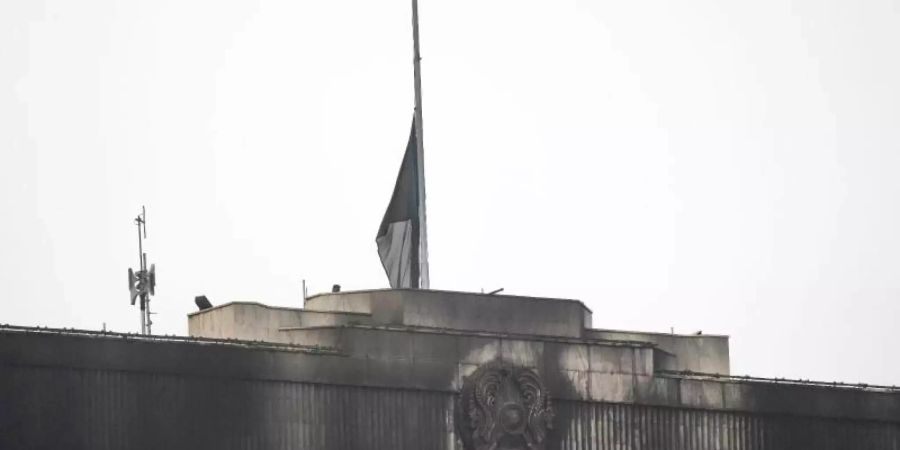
[[188, 302, 371, 342], [304, 289, 592, 338], [3, 327, 898, 422], [588, 329, 730, 375], [2, 328, 899, 450], [0, 363, 456, 450], [280, 325, 656, 401], [554, 402, 900, 450], [187, 302, 236, 339], [189, 292, 725, 376], [5, 362, 900, 450]]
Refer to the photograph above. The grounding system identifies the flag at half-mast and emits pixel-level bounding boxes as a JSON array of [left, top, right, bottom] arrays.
[[376, 119, 430, 289]]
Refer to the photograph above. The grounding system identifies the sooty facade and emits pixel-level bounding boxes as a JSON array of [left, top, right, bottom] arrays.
[[1, 289, 898, 449]]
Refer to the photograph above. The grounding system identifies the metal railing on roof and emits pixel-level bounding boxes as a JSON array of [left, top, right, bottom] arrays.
[[657, 369, 900, 393], [0, 324, 339, 354]]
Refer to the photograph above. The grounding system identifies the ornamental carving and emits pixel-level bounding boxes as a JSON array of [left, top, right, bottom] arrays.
[[456, 362, 554, 450]]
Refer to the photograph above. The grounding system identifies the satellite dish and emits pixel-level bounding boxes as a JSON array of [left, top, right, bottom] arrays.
[[128, 268, 138, 305], [148, 264, 156, 296]]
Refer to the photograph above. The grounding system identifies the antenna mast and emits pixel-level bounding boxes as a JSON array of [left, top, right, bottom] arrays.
[[128, 206, 156, 335]]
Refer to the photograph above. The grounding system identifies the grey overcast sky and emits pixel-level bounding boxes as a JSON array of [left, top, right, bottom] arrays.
[[2, 0, 899, 385]]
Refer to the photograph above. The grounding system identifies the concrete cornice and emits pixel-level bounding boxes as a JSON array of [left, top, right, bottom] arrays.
[[306, 288, 594, 313]]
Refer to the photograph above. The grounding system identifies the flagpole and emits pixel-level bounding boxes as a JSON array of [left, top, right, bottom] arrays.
[[411, 0, 430, 288]]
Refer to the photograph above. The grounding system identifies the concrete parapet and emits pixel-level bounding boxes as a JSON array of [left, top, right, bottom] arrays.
[[187, 292, 726, 377], [304, 289, 592, 338], [588, 328, 730, 374], [188, 302, 371, 342], [279, 325, 681, 401]]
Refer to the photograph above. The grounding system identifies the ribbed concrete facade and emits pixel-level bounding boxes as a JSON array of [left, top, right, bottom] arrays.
[[2, 290, 899, 449], [3, 359, 899, 450], [1, 364, 456, 450]]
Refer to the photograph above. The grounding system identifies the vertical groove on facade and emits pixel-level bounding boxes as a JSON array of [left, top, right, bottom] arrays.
[[551, 401, 900, 450], [2, 364, 900, 449]]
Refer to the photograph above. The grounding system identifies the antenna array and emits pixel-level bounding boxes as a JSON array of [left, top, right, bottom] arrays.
[[127, 206, 157, 335]]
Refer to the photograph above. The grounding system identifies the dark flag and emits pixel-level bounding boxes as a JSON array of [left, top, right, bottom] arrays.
[[376, 119, 429, 289]]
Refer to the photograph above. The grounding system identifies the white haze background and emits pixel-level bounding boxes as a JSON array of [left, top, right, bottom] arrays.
[[2, 0, 899, 384]]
